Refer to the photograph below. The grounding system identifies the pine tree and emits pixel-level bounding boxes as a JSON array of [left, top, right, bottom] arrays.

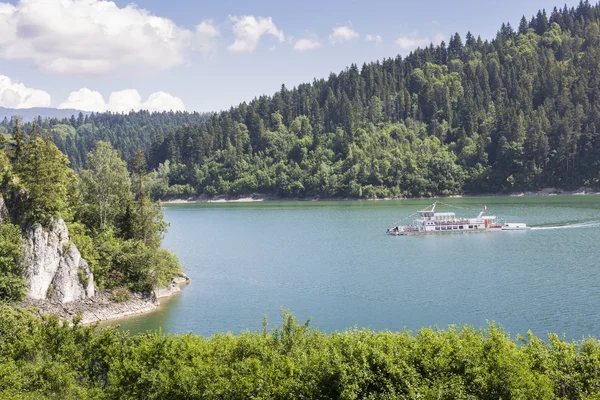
[[519, 16, 529, 34]]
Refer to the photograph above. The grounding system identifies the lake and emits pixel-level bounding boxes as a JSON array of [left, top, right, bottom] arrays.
[[110, 195, 600, 340]]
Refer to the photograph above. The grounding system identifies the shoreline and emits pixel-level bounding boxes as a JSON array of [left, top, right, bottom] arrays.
[[21, 273, 191, 326], [161, 187, 600, 204]]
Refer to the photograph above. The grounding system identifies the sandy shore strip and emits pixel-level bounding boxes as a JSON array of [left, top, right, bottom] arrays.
[[161, 188, 600, 204]]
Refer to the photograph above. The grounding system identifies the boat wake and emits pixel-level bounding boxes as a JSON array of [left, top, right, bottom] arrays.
[[530, 221, 600, 230]]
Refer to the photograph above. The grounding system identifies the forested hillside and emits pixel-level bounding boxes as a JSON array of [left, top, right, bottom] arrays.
[[146, 2, 600, 199], [0, 110, 208, 170]]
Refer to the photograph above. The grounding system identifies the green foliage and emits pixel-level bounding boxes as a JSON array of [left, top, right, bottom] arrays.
[[67, 222, 97, 269], [79, 141, 132, 229], [1, 137, 182, 298], [77, 269, 87, 287], [0, 150, 11, 184], [1, 306, 600, 399], [111, 287, 131, 303], [91, 237, 181, 293], [0, 223, 26, 301], [1, 110, 209, 170], [45, 284, 53, 299], [12, 135, 76, 225], [134, 4, 600, 198], [75, 142, 181, 291]]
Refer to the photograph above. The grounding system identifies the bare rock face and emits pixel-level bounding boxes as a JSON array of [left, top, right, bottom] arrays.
[[153, 272, 191, 299], [23, 219, 95, 303]]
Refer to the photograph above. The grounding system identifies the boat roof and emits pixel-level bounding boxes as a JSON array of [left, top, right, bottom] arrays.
[[433, 212, 455, 216]]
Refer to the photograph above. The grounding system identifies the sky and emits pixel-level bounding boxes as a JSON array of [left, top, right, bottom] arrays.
[[0, 0, 582, 113]]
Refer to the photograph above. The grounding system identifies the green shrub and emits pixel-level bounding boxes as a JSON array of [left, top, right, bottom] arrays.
[[45, 284, 53, 299], [77, 269, 87, 287], [0, 307, 599, 399], [111, 287, 131, 303], [0, 223, 26, 301]]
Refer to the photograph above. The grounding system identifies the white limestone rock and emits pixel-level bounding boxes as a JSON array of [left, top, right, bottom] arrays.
[[153, 272, 190, 299], [23, 219, 95, 303]]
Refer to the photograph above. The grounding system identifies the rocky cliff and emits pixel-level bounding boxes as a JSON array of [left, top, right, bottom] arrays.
[[23, 219, 95, 303]]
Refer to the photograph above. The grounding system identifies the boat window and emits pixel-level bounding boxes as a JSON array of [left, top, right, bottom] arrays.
[[459, 226, 464, 229], [435, 227, 440, 231], [469, 225, 473, 229]]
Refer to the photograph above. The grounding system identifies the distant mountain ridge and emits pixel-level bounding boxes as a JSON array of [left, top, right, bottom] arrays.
[[0, 108, 210, 170], [0, 106, 88, 122]]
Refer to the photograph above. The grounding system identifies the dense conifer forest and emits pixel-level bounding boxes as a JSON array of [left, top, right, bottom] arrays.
[[141, 2, 600, 198], [0, 110, 207, 170]]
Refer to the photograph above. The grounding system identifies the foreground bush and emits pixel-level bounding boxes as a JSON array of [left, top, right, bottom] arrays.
[[0, 306, 599, 399]]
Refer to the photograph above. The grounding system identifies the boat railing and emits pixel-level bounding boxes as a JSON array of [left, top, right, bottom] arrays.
[[420, 219, 471, 225]]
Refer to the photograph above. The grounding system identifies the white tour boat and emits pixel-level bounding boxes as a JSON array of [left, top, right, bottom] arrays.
[[387, 202, 527, 236]]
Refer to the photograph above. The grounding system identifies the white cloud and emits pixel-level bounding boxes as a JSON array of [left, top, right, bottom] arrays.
[[329, 26, 359, 44], [59, 88, 185, 112], [395, 34, 431, 50], [107, 90, 144, 113], [142, 91, 186, 112], [0, 75, 51, 108], [294, 38, 322, 51], [59, 88, 105, 112], [228, 16, 284, 52], [0, 0, 214, 75], [195, 20, 220, 53], [365, 34, 383, 47]]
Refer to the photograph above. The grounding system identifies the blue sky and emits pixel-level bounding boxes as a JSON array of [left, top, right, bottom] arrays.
[[0, 0, 581, 113]]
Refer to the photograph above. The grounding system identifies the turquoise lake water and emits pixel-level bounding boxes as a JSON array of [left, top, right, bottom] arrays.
[[110, 195, 600, 340]]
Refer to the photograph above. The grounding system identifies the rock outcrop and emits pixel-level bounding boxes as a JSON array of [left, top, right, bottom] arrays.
[[22, 291, 159, 325], [22, 277, 191, 325], [153, 272, 191, 299], [23, 219, 94, 303], [17, 218, 189, 323]]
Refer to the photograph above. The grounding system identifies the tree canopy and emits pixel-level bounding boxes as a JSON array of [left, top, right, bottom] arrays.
[[138, 2, 600, 198], [0, 307, 600, 399], [0, 110, 208, 170], [0, 130, 182, 300]]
